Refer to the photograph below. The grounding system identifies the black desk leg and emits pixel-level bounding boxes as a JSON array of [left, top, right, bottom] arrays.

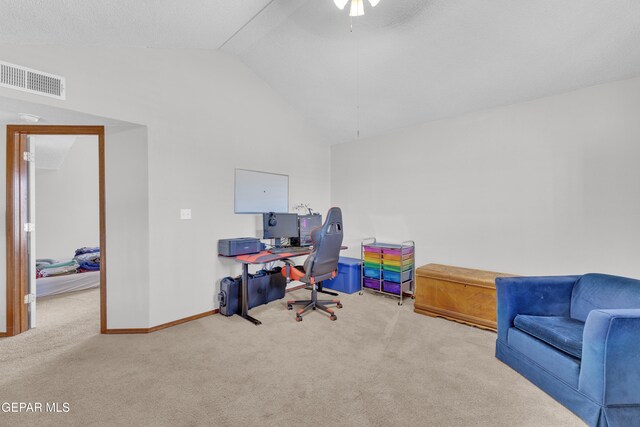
[[240, 263, 261, 325]]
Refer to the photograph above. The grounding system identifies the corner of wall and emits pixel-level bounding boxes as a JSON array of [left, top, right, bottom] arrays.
[[104, 125, 151, 330]]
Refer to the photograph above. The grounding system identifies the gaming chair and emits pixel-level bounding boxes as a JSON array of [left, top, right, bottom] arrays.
[[281, 207, 344, 321]]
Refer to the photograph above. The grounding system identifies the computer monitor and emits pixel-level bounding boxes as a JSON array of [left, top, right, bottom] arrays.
[[262, 212, 299, 240], [298, 214, 322, 247]]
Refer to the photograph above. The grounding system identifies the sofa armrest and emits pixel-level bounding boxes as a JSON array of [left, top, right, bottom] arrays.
[[579, 309, 640, 405], [495, 276, 579, 342]]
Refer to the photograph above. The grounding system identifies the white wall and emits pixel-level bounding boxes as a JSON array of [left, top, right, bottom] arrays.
[[332, 76, 640, 278], [35, 135, 99, 260], [104, 126, 150, 328], [0, 45, 331, 332]]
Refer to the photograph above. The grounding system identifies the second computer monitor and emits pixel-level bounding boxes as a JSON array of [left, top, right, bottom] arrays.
[[298, 214, 323, 246], [262, 212, 299, 240]]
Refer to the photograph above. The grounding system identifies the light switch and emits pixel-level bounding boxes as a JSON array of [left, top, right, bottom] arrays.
[[180, 209, 192, 220]]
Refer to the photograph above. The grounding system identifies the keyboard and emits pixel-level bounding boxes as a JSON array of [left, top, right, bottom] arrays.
[[268, 246, 310, 254]]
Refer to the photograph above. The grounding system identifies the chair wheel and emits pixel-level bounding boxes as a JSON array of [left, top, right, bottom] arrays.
[[312, 306, 316, 310], [287, 304, 293, 310], [296, 315, 303, 322], [398, 301, 403, 306], [330, 314, 337, 321], [337, 303, 343, 309], [359, 292, 363, 295]]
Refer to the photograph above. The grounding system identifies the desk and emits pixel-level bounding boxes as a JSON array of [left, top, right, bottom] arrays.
[[235, 249, 312, 325], [232, 247, 347, 325]]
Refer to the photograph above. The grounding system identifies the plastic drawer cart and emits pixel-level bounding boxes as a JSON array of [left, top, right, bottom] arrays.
[[360, 238, 415, 305]]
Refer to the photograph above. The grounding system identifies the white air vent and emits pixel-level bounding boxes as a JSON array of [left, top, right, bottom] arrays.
[[0, 61, 66, 100]]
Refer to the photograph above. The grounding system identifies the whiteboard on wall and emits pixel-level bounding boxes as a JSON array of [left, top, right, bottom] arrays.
[[234, 169, 289, 213]]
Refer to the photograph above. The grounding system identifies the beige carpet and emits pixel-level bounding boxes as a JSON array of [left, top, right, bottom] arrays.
[[0, 288, 584, 427]]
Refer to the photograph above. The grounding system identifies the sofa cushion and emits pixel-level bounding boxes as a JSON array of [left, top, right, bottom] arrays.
[[571, 273, 640, 322], [507, 327, 581, 388], [514, 315, 584, 358]]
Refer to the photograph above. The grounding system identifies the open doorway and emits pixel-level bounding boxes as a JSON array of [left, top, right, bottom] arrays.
[[5, 125, 106, 337], [32, 134, 100, 330]]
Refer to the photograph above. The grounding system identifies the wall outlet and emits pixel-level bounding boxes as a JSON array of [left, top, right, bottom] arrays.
[[180, 209, 192, 220]]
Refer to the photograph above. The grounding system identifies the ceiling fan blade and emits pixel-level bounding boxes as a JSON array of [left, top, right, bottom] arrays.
[[334, 0, 349, 10]]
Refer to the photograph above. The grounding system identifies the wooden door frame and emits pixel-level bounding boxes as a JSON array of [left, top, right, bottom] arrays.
[[4, 125, 106, 336]]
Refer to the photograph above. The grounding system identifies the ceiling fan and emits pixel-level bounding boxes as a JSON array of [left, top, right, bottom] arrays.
[[333, 0, 381, 17]]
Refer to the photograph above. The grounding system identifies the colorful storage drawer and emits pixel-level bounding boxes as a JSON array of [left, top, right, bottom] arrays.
[[382, 252, 413, 262], [382, 281, 402, 295], [383, 264, 413, 273], [363, 277, 381, 290], [382, 258, 414, 269], [364, 255, 381, 265], [382, 245, 413, 255], [363, 245, 383, 253], [383, 269, 413, 283], [364, 267, 381, 279]]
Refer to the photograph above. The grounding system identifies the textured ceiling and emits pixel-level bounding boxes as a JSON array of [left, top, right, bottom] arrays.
[[2, 0, 640, 143], [226, 0, 640, 142], [0, 0, 271, 48]]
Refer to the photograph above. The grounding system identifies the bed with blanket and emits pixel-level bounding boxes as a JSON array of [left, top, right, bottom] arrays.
[[36, 247, 101, 297]]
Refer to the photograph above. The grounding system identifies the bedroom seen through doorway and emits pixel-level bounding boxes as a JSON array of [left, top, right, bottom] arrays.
[[30, 134, 101, 330]]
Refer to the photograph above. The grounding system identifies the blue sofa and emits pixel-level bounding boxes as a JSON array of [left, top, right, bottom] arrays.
[[495, 274, 640, 427]]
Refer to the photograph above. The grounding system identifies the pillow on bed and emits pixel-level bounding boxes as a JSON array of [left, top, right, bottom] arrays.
[[36, 258, 56, 269], [40, 260, 80, 277], [75, 247, 100, 256], [75, 252, 100, 263]]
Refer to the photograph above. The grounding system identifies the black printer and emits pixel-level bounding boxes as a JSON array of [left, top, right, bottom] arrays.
[[218, 238, 262, 256]]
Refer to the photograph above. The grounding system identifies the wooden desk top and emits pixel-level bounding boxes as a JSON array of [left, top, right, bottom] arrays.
[[234, 250, 311, 264], [231, 246, 348, 265]]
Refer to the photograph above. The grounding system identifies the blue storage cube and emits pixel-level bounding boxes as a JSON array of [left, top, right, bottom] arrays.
[[323, 257, 362, 294]]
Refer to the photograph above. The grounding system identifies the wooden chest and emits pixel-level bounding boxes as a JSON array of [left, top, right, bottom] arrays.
[[414, 264, 517, 331]]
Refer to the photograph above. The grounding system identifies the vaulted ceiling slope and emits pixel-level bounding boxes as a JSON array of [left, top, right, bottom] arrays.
[[2, 0, 640, 143], [0, 0, 272, 49]]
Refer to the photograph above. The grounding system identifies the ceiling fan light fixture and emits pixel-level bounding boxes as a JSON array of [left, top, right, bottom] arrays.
[[18, 113, 41, 123], [335, 0, 380, 16], [333, 0, 349, 10], [349, 0, 365, 17]]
